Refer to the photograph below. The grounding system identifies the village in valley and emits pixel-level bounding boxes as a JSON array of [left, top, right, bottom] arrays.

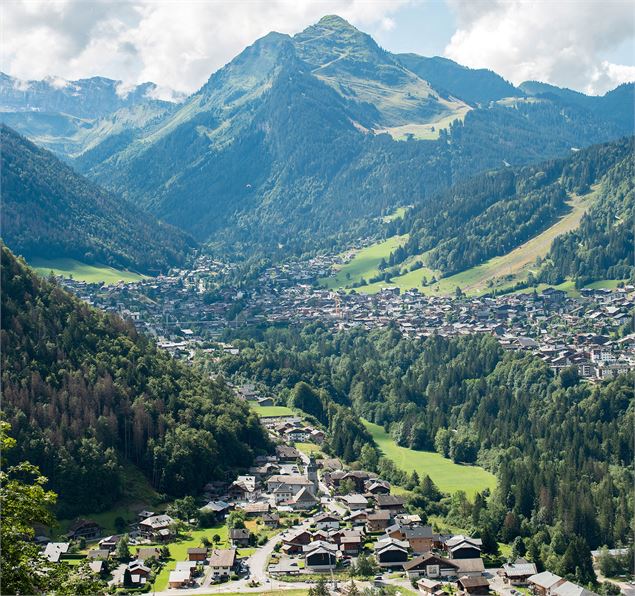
[[58, 251, 635, 383], [38, 394, 608, 596], [37, 249, 634, 596]]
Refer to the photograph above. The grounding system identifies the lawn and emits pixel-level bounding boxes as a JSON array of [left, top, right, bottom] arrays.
[[294, 442, 322, 456], [250, 404, 296, 418], [200, 591, 309, 596], [31, 257, 146, 284], [152, 525, 229, 591], [322, 234, 409, 289], [362, 419, 496, 497], [383, 206, 409, 222], [356, 185, 601, 297]]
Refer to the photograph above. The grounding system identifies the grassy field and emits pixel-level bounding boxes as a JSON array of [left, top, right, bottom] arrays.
[[383, 206, 408, 222], [357, 185, 601, 297], [322, 234, 409, 289], [294, 442, 322, 456], [31, 257, 146, 284], [152, 525, 229, 591], [362, 420, 496, 497], [249, 404, 296, 418], [377, 105, 471, 141]]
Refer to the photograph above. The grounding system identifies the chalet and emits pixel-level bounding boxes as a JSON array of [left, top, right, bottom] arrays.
[[403, 552, 459, 579], [267, 475, 314, 500], [288, 486, 319, 510], [303, 541, 338, 570], [528, 571, 567, 596], [385, 523, 436, 553], [366, 510, 392, 533], [502, 560, 538, 585], [138, 514, 174, 540], [454, 558, 485, 577], [257, 397, 274, 407], [445, 536, 482, 560], [263, 512, 280, 527], [375, 494, 406, 513], [276, 445, 301, 462], [310, 429, 326, 444], [98, 535, 121, 551], [67, 519, 101, 540], [282, 529, 312, 554], [241, 502, 270, 516], [339, 493, 368, 511], [418, 578, 445, 596], [229, 528, 250, 547], [137, 510, 155, 521], [313, 512, 340, 530], [43, 542, 70, 563], [228, 476, 257, 501], [175, 561, 197, 578], [551, 581, 598, 596], [285, 427, 309, 442], [374, 537, 410, 569], [365, 480, 390, 495], [88, 560, 106, 575], [187, 547, 208, 562], [199, 500, 232, 520], [457, 576, 490, 594], [128, 560, 151, 583], [87, 549, 110, 560], [209, 548, 237, 579], [340, 534, 363, 555], [136, 547, 162, 561], [168, 570, 191, 589], [347, 510, 368, 525]]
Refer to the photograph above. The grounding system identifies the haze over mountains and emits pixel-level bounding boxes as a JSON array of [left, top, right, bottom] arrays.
[[0, 125, 194, 273], [1, 15, 633, 262]]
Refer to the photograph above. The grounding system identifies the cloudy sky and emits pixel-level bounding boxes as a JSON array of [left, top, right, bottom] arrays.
[[2, 0, 634, 98]]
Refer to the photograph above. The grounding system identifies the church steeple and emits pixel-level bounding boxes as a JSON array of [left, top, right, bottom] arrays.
[[306, 453, 318, 493]]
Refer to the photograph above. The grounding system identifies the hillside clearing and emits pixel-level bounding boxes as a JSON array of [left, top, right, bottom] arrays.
[[31, 257, 146, 284], [249, 404, 296, 418], [357, 185, 601, 296], [376, 105, 471, 141], [362, 419, 496, 497], [322, 235, 409, 289]]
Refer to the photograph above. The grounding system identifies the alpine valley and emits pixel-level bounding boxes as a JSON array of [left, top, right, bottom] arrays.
[[0, 13, 633, 596]]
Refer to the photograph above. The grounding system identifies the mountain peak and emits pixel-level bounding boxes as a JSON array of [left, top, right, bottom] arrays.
[[316, 14, 358, 30]]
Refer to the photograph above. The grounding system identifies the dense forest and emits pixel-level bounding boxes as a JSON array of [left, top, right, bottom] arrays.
[[385, 136, 634, 276], [217, 323, 633, 581], [1, 125, 195, 274], [538, 149, 634, 286], [0, 245, 270, 516]]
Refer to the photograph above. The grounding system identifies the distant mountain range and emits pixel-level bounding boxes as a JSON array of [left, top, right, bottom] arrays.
[[2, 15, 633, 258], [0, 125, 194, 273]]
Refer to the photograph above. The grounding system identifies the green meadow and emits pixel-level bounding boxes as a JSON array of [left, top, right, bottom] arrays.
[[362, 419, 496, 497], [355, 186, 601, 297], [249, 404, 296, 418], [322, 234, 409, 289], [31, 257, 146, 284]]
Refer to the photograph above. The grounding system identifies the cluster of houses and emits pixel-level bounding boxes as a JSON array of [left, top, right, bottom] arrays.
[[57, 243, 634, 387]]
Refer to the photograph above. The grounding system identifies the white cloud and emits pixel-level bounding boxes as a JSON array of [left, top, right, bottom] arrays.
[[1, 0, 408, 95], [444, 0, 635, 95]]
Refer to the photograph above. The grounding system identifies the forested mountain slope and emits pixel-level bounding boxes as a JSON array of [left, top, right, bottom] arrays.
[[0, 125, 195, 274], [385, 136, 634, 278], [538, 149, 634, 286], [0, 245, 270, 516], [220, 323, 633, 576], [69, 16, 633, 255]]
